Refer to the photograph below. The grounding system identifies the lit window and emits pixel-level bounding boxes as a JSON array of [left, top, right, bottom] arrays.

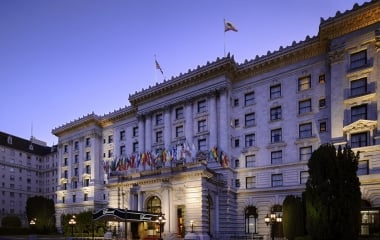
[[320, 122, 327, 132], [298, 76, 311, 91], [270, 84, 281, 99], [319, 74, 325, 84]]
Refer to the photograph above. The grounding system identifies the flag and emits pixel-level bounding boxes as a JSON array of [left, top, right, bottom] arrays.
[[155, 59, 164, 75], [224, 20, 238, 32]]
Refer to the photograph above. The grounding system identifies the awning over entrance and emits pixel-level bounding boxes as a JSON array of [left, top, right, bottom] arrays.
[[93, 208, 162, 222]]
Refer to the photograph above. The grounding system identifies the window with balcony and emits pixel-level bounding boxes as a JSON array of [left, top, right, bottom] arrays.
[[299, 99, 312, 114], [351, 132, 368, 148], [350, 50, 367, 69], [245, 134, 255, 147], [270, 84, 281, 99], [245, 155, 256, 168], [270, 106, 282, 121], [245, 92, 255, 106], [298, 75, 311, 91], [351, 104, 367, 122], [271, 128, 282, 143], [299, 123, 312, 138]]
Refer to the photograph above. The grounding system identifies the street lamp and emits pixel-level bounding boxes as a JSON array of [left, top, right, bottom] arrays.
[[156, 213, 165, 240], [68, 215, 76, 237], [265, 212, 282, 240], [30, 218, 36, 226]]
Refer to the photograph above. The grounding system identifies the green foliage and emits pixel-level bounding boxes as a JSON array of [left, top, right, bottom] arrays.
[[1, 215, 21, 228], [283, 195, 304, 240], [304, 144, 361, 240], [61, 211, 106, 237], [26, 196, 56, 233]]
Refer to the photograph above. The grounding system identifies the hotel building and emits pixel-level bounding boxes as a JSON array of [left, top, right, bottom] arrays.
[[51, 1, 380, 239]]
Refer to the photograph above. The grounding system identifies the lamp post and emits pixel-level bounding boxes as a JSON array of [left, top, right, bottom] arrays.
[[190, 220, 194, 233], [68, 216, 76, 237], [264, 212, 282, 240], [157, 215, 163, 240], [30, 218, 36, 226]]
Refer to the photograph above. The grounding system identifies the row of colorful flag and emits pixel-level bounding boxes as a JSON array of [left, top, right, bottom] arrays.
[[103, 145, 229, 173]]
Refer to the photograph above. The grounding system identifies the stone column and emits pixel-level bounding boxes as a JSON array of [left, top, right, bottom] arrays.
[[218, 89, 228, 152]]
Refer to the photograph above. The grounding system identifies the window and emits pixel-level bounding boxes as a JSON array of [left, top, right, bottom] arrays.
[[108, 149, 113, 158], [64, 158, 68, 166], [300, 171, 309, 184], [235, 159, 240, 168], [245, 113, 255, 127], [245, 92, 255, 106], [74, 154, 79, 163], [120, 146, 126, 156], [271, 150, 282, 165], [62, 196, 65, 203], [198, 139, 207, 151], [319, 98, 326, 108], [245, 155, 255, 168], [156, 131, 163, 143], [64, 145, 68, 153], [320, 122, 327, 132], [156, 113, 163, 125], [270, 106, 282, 121], [133, 127, 138, 137], [300, 146, 312, 161], [197, 100, 207, 113], [351, 78, 367, 96], [298, 75, 311, 91], [245, 134, 255, 147], [73, 181, 78, 189], [108, 135, 113, 143], [86, 152, 91, 161], [84, 193, 88, 201], [319, 74, 325, 84], [175, 107, 184, 119], [72, 194, 76, 203], [246, 176, 256, 189], [350, 50, 367, 69], [233, 99, 239, 107], [271, 128, 282, 143], [351, 104, 367, 122], [357, 160, 369, 175], [133, 142, 139, 153], [85, 165, 90, 174], [351, 132, 368, 148], [234, 138, 240, 148], [198, 120, 207, 132], [270, 84, 281, 99], [120, 130, 126, 141], [234, 119, 240, 128], [176, 125, 184, 138], [299, 99, 312, 114], [64, 170, 68, 178], [245, 207, 258, 234], [74, 168, 78, 176], [74, 141, 79, 150], [85, 138, 90, 147], [271, 174, 283, 187], [299, 123, 312, 138], [235, 179, 240, 188]]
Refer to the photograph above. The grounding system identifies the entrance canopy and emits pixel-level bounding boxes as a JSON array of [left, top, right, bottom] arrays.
[[93, 208, 162, 222]]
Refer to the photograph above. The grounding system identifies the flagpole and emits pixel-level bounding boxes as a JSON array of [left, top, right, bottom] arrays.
[[223, 19, 226, 57]]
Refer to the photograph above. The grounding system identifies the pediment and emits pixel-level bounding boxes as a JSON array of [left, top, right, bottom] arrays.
[[343, 119, 377, 134]]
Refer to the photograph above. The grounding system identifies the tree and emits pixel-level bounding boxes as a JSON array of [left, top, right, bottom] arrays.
[[283, 195, 304, 240], [1, 215, 21, 228], [26, 196, 56, 233], [304, 144, 361, 240]]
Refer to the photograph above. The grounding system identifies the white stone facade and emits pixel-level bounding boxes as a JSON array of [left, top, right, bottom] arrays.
[[51, 1, 380, 239]]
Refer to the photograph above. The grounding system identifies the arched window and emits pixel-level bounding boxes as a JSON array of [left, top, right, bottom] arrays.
[[146, 196, 161, 213], [245, 206, 258, 233]]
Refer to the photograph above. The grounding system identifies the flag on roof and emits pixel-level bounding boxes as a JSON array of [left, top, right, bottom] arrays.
[[155, 59, 164, 75], [224, 20, 238, 32]]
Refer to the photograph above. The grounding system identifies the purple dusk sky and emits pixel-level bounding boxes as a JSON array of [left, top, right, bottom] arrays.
[[0, 0, 368, 145]]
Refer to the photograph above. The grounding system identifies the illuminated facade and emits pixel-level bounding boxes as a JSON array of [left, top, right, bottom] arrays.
[[52, 1, 380, 239], [0, 132, 58, 226]]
